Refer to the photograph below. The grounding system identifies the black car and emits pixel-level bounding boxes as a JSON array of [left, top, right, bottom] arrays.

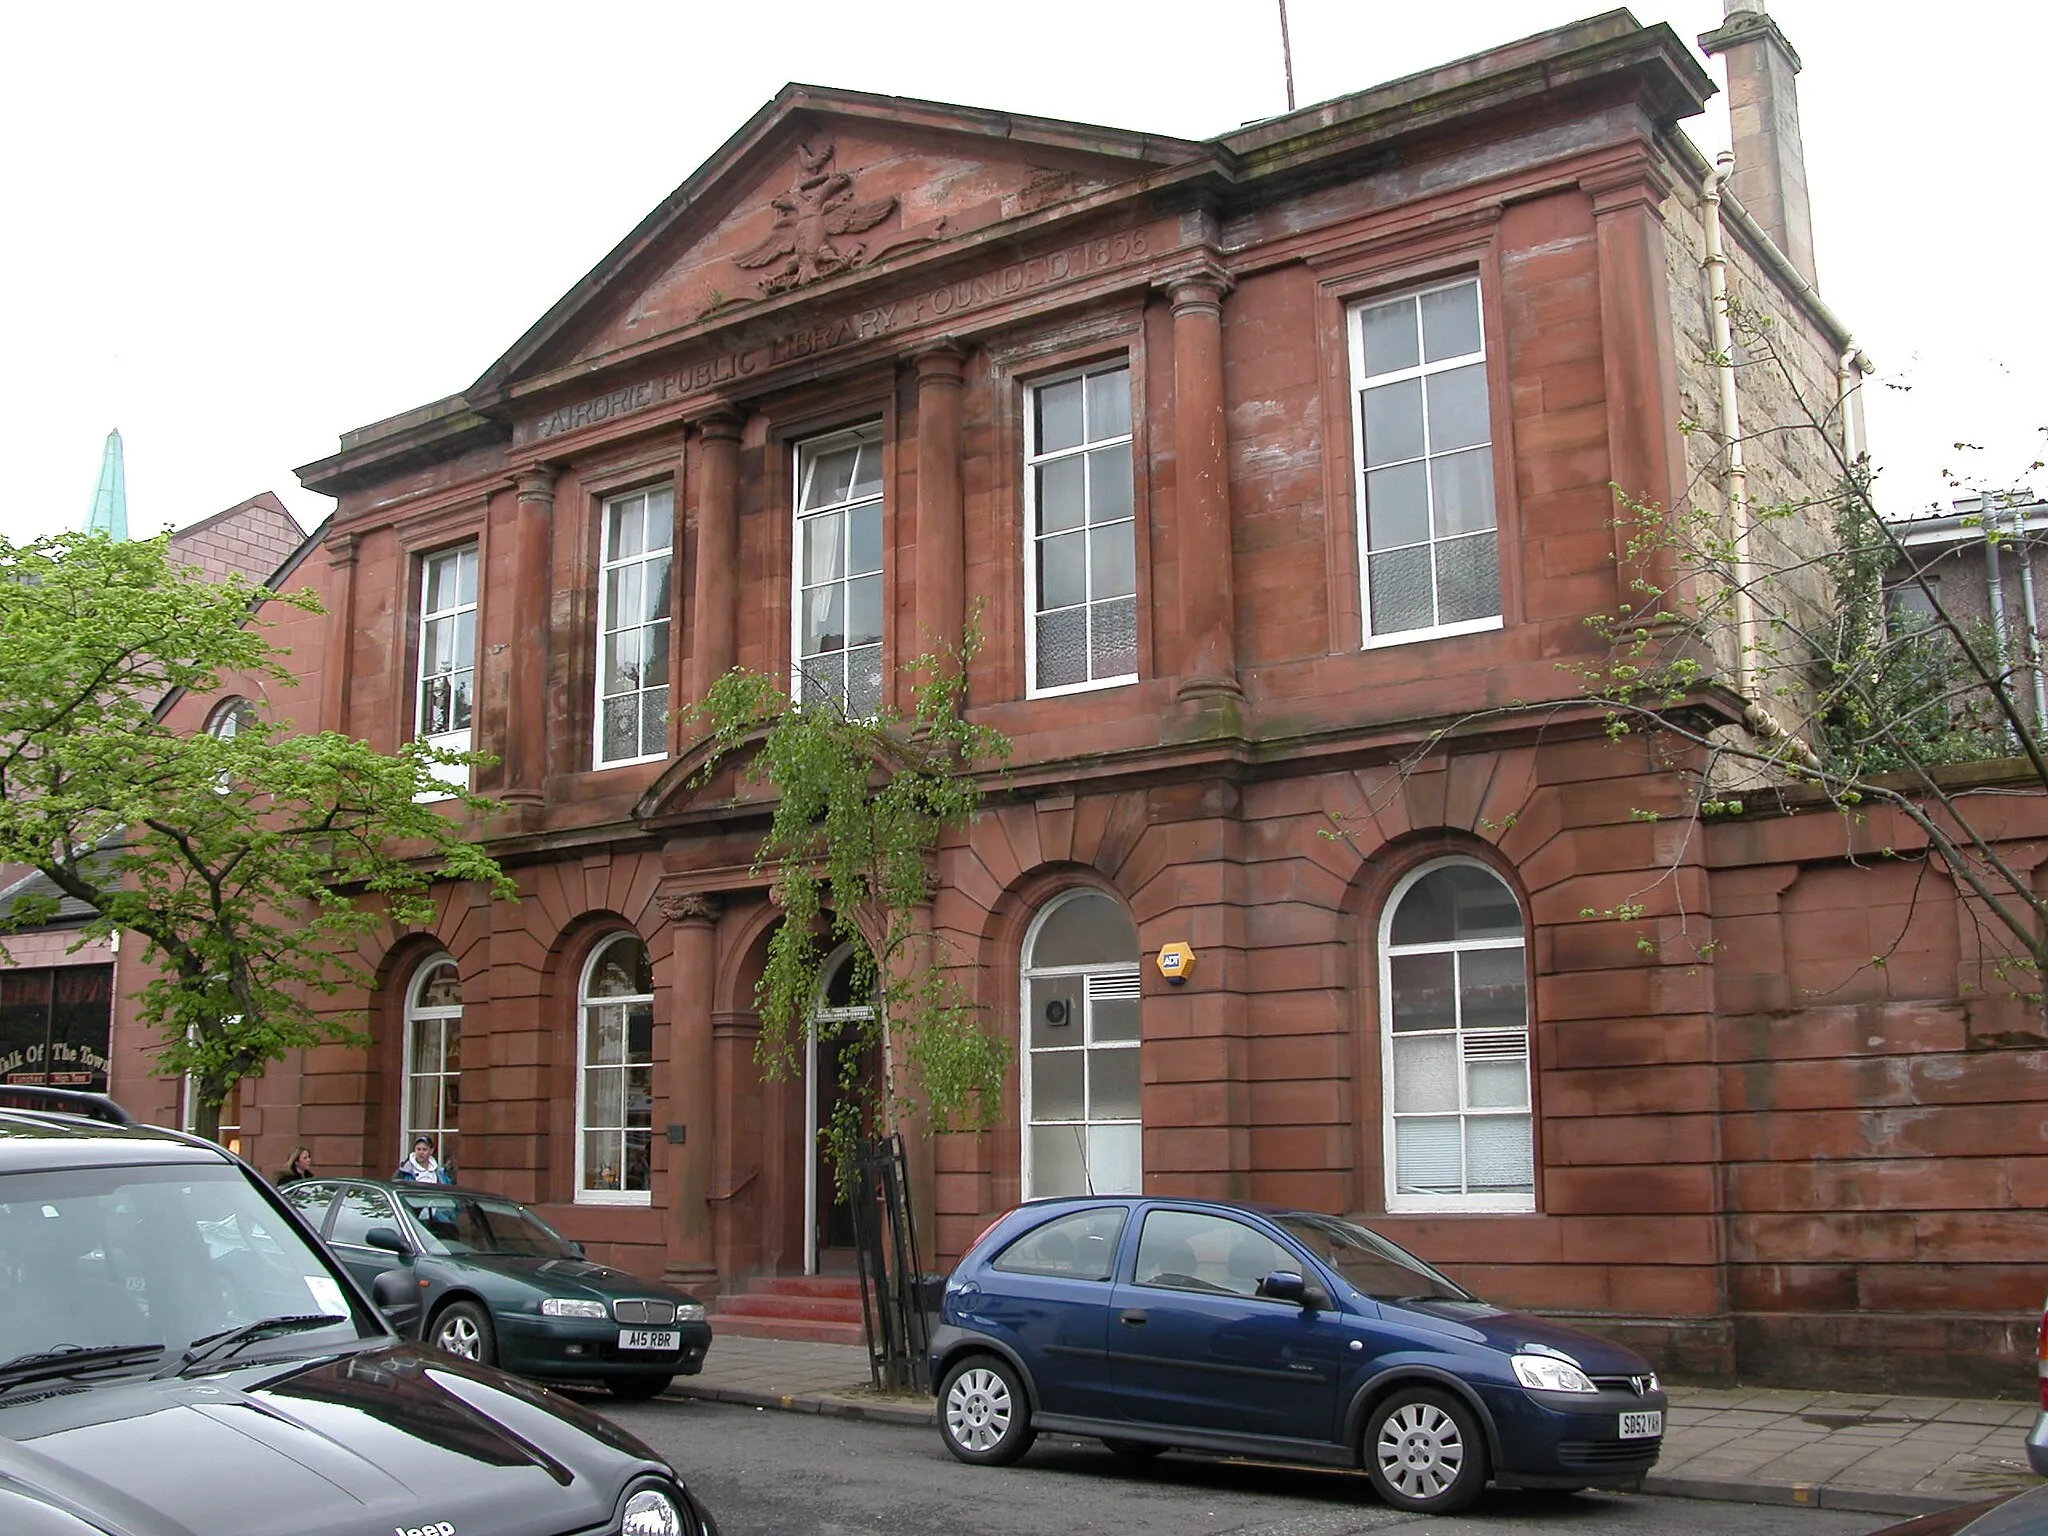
[[281, 1175, 711, 1399], [0, 1088, 716, 1536]]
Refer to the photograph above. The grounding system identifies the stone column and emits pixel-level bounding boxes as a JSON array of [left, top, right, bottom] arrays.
[[689, 410, 745, 704], [1161, 262, 1240, 700], [914, 343, 968, 664], [318, 531, 358, 737], [659, 893, 721, 1294], [506, 467, 556, 805]]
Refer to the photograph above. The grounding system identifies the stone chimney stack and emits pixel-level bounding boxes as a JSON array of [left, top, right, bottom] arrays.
[[1698, 0, 1818, 284]]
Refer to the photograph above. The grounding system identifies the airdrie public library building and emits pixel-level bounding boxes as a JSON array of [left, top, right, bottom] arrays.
[[110, 11, 2048, 1393]]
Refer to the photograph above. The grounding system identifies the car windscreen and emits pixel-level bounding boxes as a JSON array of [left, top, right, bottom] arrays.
[[0, 1162, 367, 1369], [395, 1189, 577, 1258], [1274, 1212, 1473, 1302]]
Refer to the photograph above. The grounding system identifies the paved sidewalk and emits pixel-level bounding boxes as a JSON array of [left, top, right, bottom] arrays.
[[666, 1335, 2043, 1518]]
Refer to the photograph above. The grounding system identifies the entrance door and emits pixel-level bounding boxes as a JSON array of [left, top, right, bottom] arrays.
[[805, 946, 877, 1274]]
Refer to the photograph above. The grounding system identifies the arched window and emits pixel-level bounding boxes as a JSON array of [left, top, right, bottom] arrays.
[[206, 697, 255, 740], [1379, 860, 1532, 1212], [1021, 889, 1141, 1199], [403, 954, 461, 1172], [577, 933, 654, 1202]]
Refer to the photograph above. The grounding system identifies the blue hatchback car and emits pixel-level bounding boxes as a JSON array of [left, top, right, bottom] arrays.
[[928, 1197, 1668, 1514]]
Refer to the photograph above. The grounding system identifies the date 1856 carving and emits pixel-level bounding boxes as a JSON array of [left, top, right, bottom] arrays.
[[734, 141, 896, 295]]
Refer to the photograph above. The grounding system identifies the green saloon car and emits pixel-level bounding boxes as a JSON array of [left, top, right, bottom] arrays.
[[282, 1176, 711, 1399]]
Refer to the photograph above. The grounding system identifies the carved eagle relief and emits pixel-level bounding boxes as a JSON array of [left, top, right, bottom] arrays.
[[733, 140, 898, 295]]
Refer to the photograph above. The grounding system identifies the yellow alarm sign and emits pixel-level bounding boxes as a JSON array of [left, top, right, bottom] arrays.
[[1156, 942, 1197, 985]]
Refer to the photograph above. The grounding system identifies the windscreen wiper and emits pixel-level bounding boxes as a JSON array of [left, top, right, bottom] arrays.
[[0, 1343, 165, 1394], [157, 1314, 348, 1378]]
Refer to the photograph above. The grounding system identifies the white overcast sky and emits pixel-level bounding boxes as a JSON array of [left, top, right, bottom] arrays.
[[0, 0, 2033, 542]]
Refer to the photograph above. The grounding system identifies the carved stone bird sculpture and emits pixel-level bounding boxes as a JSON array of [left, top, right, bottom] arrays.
[[734, 140, 898, 295]]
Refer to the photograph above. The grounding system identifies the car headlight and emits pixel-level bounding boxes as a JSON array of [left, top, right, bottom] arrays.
[[676, 1303, 706, 1322], [540, 1298, 609, 1319], [621, 1487, 685, 1536], [1511, 1353, 1597, 1393]]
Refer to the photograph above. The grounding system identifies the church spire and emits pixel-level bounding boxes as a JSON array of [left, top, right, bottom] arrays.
[[84, 428, 128, 541]]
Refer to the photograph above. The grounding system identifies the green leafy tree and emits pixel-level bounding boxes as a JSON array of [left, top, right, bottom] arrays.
[[690, 629, 1011, 1184], [0, 532, 512, 1139]]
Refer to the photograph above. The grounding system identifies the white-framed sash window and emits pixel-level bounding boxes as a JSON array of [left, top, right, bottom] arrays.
[[1021, 888, 1143, 1198], [1380, 859, 1533, 1213], [1025, 364, 1137, 695], [576, 933, 655, 1203], [792, 425, 885, 719], [416, 543, 478, 795], [1349, 277, 1502, 645], [402, 953, 461, 1173], [595, 487, 673, 767]]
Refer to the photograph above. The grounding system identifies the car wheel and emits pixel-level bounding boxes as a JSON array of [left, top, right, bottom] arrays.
[[1364, 1386, 1488, 1514], [938, 1355, 1036, 1466], [607, 1374, 672, 1401], [1101, 1438, 1167, 1461], [429, 1300, 496, 1367]]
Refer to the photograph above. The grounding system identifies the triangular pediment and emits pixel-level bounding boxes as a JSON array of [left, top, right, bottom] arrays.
[[478, 86, 1207, 392]]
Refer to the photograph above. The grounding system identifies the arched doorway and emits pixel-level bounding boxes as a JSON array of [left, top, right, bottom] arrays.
[[806, 944, 878, 1273]]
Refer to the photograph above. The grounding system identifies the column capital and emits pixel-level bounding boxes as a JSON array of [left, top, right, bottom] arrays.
[[1155, 257, 1235, 316], [688, 404, 746, 443], [658, 892, 724, 926], [323, 530, 358, 569], [513, 464, 559, 503], [912, 340, 969, 385]]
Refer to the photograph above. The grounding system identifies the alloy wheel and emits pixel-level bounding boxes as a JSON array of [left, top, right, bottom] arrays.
[[945, 1366, 1013, 1454], [435, 1312, 482, 1359], [1374, 1398, 1466, 1500]]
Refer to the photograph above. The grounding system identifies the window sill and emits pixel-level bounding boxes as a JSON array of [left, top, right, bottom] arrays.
[[1360, 615, 1503, 651], [1383, 1195, 1536, 1215], [590, 752, 667, 772], [574, 1191, 653, 1207], [1026, 672, 1140, 701]]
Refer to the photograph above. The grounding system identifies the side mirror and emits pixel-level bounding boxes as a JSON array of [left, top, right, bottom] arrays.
[[369, 1269, 419, 1336], [364, 1225, 409, 1255], [1261, 1269, 1306, 1303], [1261, 1269, 1332, 1310]]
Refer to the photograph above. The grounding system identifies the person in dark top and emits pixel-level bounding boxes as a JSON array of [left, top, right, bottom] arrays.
[[276, 1147, 315, 1185]]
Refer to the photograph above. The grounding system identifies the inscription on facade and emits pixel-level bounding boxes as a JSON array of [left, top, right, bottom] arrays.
[[524, 228, 1158, 443]]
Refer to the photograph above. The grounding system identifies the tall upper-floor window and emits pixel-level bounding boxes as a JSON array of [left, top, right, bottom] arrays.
[[1380, 860, 1532, 1213], [792, 426, 884, 719], [577, 933, 654, 1203], [1026, 364, 1136, 695], [416, 543, 477, 794], [1021, 889, 1142, 1199], [595, 487, 673, 767], [1350, 278, 1500, 643]]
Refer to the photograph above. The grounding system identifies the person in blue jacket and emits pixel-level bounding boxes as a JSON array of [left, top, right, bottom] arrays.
[[395, 1134, 453, 1184]]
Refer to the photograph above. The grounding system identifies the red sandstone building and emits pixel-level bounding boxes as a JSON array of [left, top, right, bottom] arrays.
[[113, 11, 2048, 1393]]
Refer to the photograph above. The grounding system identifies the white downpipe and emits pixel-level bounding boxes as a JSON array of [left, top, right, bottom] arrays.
[[1704, 154, 1758, 700], [1703, 153, 1820, 768], [1836, 345, 1863, 465], [2015, 506, 2048, 731]]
